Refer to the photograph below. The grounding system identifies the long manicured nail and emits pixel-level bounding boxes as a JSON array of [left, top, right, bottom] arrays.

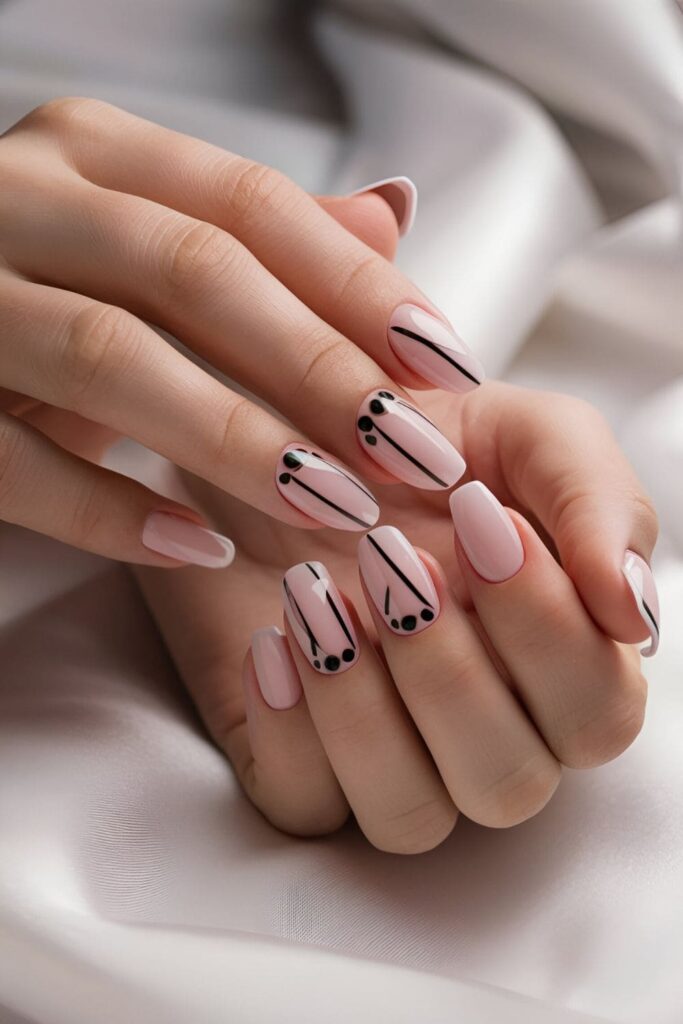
[[251, 627, 303, 709], [349, 175, 417, 237], [142, 512, 234, 568], [449, 482, 524, 582], [276, 445, 379, 531], [359, 525, 440, 635], [388, 304, 484, 394], [283, 561, 359, 674], [357, 389, 465, 490], [622, 550, 660, 657]]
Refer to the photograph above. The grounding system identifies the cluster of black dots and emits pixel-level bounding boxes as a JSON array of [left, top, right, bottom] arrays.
[[278, 449, 306, 485], [313, 650, 355, 672], [390, 609, 435, 632], [358, 390, 395, 445]]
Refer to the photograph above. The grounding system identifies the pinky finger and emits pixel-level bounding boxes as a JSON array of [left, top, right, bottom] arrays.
[[241, 629, 349, 837], [0, 410, 234, 567]]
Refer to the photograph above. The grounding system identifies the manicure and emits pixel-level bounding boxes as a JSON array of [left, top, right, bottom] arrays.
[[449, 482, 524, 582], [357, 389, 465, 490], [622, 550, 661, 657], [276, 445, 379, 531], [142, 512, 235, 568], [283, 561, 359, 674], [388, 304, 484, 394], [251, 627, 303, 709], [349, 176, 417, 237], [359, 525, 439, 635]]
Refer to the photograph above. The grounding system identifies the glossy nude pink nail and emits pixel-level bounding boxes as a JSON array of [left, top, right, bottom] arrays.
[[622, 550, 661, 657], [449, 482, 524, 582], [357, 389, 465, 491], [276, 445, 379, 531], [359, 525, 439, 635], [388, 304, 484, 394], [283, 561, 359, 675], [251, 627, 303, 709], [142, 512, 235, 568], [349, 176, 417, 237]]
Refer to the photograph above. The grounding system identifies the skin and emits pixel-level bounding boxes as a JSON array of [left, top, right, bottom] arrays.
[[0, 99, 658, 853]]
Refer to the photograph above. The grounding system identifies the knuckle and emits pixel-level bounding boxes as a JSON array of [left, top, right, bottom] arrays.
[[22, 96, 106, 134], [473, 756, 561, 829], [162, 219, 243, 300], [60, 303, 141, 411], [292, 334, 350, 403], [368, 796, 458, 855], [559, 673, 647, 769], [68, 477, 107, 546], [0, 417, 31, 510], [329, 251, 385, 316], [205, 395, 254, 477], [225, 161, 291, 230]]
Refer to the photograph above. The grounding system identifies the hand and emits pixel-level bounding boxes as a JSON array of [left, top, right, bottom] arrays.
[[136, 381, 660, 853], [0, 97, 481, 562]]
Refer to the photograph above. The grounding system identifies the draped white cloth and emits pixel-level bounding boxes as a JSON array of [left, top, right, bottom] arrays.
[[1, 2, 682, 1021]]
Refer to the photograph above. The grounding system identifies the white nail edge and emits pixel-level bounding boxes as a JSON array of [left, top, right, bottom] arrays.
[[349, 176, 418, 237], [622, 561, 659, 658]]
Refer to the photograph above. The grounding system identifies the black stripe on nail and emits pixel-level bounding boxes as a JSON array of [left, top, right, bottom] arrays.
[[370, 420, 448, 488], [366, 534, 434, 608], [306, 562, 356, 650], [390, 325, 481, 385], [284, 475, 371, 528], [642, 598, 660, 635], [314, 454, 378, 505], [283, 578, 320, 658]]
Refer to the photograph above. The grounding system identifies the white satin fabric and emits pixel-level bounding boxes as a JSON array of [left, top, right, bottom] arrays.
[[1, 2, 682, 1021]]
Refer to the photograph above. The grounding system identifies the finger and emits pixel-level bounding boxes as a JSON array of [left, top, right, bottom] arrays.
[[482, 386, 661, 654], [5, 184, 467, 493], [358, 526, 560, 827], [0, 272, 381, 531], [282, 560, 458, 853], [20, 97, 484, 394], [449, 482, 648, 769], [0, 409, 234, 566], [315, 191, 400, 260]]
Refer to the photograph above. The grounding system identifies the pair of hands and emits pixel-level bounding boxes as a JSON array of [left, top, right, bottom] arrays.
[[1, 98, 660, 853]]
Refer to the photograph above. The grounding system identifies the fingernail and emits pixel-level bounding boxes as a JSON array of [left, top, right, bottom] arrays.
[[142, 512, 235, 568], [359, 525, 439, 635], [276, 445, 379, 531], [388, 304, 484, 393], [622, 550, 661, 657], [449, 482, 524, 582], [357, 389, 465, 490], [251, 626, 303, 709], [349, 175, 417, 237], [283, 561, 359, 674]]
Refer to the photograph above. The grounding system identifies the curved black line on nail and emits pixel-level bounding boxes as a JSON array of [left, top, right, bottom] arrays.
[[284, 578, 320, 658], [395, 399, 438, 428], [306, 563, 356, 650], [314, 454, 378, 505], [366, 534, 434, 608], [370, 421, 448, 488], [286, 476, 371, 527], [642, 599, 660, 635], [390, 325, 481, 385]]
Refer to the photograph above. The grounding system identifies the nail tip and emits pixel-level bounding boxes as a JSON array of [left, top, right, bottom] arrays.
[[350, 175, 418, 237]]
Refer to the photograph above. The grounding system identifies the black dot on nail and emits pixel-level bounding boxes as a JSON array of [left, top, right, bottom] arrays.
[[358, 416, 373, 432], [324, 655, 340, 672], [313, 660, 321, 669], [378, 390, 395, 400], [283, 451, 303, 469], [401, 615, 417, 631], [342, 648, 355, 662], [390, 618, 400, 629], [370, 398, 385, 415], [421, 609, 434, 621], [278, 473, 291, 484], [365, 435, 377, 446]]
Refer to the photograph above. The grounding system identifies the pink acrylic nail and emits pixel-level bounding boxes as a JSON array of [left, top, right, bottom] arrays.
[[251, 627, 303, 709], [357, 389, 465, 490], [449, 482, 524, 582], [276, 445, 379, 531], [349, 176, 417, 237], [388, 304, 484, 394], [142, 512, 234, 568], [283, 561, 359, 675], [622, 550, 661, 657], [359, 525, 439, 635]]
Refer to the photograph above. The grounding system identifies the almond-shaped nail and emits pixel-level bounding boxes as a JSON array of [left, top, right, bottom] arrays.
[[283, 561, 359, 674], [622, 550, 661, 657], [142, 512, 235, 568], [388, 304, 484, 393], [251, 627, 303, 709], [449, 482, 524, 582], [357, 389, 465, 490], [276, 445, 379, 531], [349, 176, 417, 237], [359, 525, 439, 635]]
